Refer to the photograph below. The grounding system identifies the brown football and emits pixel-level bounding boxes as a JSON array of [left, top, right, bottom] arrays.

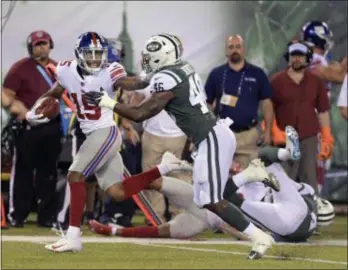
[[35, 97, 60, 119]]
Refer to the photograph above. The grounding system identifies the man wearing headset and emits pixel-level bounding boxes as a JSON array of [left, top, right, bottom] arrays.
[[1, 30, 62, 228], [270, 41, 333, 195]]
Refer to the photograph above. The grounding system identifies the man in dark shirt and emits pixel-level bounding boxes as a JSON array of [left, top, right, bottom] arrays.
[[270, 41, 333, 194], [2, 30, 61, 227], [205, 35, 274, 169]]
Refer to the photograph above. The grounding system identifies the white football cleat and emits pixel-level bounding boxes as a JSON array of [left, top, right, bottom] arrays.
[[45, 231, 82, 253], [248, 229, 275, 260], [244, 159, 280, 192], [161, 151, 192, 172], [285, 126, 301, 161]]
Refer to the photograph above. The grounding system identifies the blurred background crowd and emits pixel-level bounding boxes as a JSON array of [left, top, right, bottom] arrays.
[[1, 1, 347, 231]]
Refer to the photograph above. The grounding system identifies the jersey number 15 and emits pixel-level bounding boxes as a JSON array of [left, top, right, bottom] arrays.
[[70, 93, 101, 120]]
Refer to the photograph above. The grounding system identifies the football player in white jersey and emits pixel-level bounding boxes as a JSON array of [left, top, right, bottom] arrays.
[[89, 127, 329, 243], [24, 31, 191, 253], [302, 21, 346, 85]]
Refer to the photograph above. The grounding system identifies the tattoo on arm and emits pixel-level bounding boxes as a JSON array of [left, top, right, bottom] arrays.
[[41, 82, 65, 99], [114, 76, 149, 91], [112, 91, 173, 122]]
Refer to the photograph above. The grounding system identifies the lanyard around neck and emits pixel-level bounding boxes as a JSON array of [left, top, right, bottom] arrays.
[[221, 66, 246, 97]]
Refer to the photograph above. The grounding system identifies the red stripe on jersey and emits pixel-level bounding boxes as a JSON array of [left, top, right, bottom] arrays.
[[110, 66, 122, 73], [111, 68, 125, 81]]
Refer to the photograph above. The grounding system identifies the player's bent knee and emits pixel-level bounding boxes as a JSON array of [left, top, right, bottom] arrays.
[[67, 171, 85, 183], [105, 182, 126, 201]]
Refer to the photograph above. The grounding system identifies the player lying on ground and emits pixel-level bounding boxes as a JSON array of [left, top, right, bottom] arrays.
[[24, 31, 191, 253], [89, 126, 333, 243], [85, 33, 278, 260]]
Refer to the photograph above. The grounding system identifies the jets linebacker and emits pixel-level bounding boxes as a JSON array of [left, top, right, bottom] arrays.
[[85, 33, 280, 259], [25, 32, 191, 253]]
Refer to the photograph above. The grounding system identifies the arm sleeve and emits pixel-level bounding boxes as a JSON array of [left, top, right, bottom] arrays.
[[108, 62, 127, 85], [258, 69, 272, 100], [204, 69, 217, 104]]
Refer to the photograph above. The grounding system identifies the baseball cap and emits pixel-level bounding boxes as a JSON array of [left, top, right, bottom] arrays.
[[28, 31, 51, 46], [289, 43, 308, 56]]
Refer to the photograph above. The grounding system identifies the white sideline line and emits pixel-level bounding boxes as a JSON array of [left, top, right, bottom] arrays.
[[1, 235, 347, 246], [138, 243, 348, 266], [2, 236, 347, 266]]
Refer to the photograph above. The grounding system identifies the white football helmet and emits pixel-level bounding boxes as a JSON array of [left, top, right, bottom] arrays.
[[142, 33, 183, 73], [317, 197, 335, 227]]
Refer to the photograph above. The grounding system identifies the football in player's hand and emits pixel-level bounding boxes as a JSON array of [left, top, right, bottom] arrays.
[[35, 97, 60, 119]]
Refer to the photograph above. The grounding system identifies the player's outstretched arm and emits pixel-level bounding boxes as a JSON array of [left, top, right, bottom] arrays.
[[113, 76, 150, 91], [113, 91, 173, 122], [85, 90, 174, 122], [311, 62, 346, 84]]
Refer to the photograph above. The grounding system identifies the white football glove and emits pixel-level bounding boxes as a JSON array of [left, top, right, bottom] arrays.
[[99, 92, 117, 109], [85, 90, 117, 110], [25, 110, 50, 125], [25, 98, 50, 126]]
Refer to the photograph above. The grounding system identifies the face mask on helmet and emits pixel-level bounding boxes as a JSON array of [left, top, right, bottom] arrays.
[[78, 47, 108, 74], [317, 198, 335, 227], [141, 51, 152, 74]]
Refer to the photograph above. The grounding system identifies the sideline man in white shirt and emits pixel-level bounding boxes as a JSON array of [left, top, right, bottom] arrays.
[[337, 74, 347, 120]]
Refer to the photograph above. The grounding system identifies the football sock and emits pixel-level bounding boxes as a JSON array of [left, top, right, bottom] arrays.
[[277, 148, 291, 161], [123, 167, 161, 199], [69, 182, 86, 228], [210, 200, 250, 232], [258, 147, 289, 165], [119, 226, 160, 238]]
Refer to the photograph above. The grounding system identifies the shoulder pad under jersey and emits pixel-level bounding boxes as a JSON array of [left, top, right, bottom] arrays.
[[56, 60, 74, 88]]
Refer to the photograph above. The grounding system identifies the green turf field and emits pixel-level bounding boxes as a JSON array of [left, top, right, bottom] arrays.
[[1, 213, 347, 269]]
